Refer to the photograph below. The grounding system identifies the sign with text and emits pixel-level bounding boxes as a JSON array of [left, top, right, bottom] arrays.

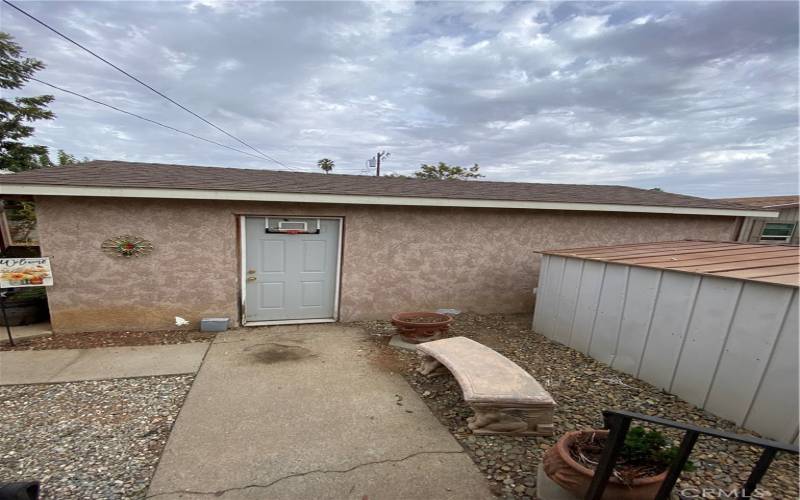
[[0, 257, 53, 288]]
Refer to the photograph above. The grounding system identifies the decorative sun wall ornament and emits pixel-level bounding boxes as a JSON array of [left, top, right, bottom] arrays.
[[101, 235, 154, 257]]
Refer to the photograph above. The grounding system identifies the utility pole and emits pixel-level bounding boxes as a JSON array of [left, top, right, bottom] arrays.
[[370, 151, 389, 177]]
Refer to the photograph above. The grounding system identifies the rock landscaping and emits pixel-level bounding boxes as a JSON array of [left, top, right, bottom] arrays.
[[358, 313, 800, 500], [0, 329, 214, 351], [0, 375, 193, 499]]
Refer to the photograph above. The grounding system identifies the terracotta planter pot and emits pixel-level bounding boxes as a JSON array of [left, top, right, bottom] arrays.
[[542, 430, 668, 500], [391, 312, 453, 343]]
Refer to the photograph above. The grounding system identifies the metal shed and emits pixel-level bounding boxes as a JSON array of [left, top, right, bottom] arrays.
[[532, 240, 799, 443]]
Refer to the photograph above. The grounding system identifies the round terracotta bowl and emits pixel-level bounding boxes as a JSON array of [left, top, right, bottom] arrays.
[[391, 312, 453, 343], [542, 430, 668, 500]]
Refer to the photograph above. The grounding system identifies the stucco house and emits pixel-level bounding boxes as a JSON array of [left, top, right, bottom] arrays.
[[0, 160, 772, 333], [718, 195, 799, 245]]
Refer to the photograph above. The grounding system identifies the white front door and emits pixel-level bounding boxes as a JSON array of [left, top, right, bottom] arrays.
[[244, 217, 340, 323]]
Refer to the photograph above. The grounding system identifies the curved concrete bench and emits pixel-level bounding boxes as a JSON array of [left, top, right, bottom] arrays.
[[417, 336, 555, 436]]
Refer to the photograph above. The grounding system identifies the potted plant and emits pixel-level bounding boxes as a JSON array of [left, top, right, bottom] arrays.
[[390, 311, 453, 343], [542, 426, 692, 500]]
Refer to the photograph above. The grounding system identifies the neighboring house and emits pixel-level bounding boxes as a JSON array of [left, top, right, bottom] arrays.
[[0, 160, 773, 333], [718, 195, 799, 245]]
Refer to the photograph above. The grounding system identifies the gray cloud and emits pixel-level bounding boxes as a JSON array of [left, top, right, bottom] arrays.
[[2, 0, 797, 196]]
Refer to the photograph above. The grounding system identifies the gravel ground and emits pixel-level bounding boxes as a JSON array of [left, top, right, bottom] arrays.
[[358, 313, 799, 499], [0, 375, 193, 499], [0, 330, 214, 351]]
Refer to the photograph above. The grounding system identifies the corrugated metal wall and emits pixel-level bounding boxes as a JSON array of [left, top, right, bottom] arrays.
[[532, 254, 799, 443]]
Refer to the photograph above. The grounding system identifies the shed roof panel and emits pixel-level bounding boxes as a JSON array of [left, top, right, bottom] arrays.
[[543, 240, 800, 287]]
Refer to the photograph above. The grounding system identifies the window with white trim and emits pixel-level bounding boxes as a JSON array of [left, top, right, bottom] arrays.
[[760, 222, 796, 243]]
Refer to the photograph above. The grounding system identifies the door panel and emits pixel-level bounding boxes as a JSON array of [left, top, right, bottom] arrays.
[[245, 217, 339, 322], [260, 282, 284, 309], [303, 241, 327, 272], [301, 281, 323, 306], [261, 241, 285, 272]]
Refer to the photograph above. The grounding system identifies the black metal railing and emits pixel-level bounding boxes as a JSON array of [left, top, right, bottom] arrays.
[[585, 409, 799, 500]]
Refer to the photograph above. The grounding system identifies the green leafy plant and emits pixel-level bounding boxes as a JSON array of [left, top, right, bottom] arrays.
[[0, 32, 86, 172], [621, 426, 694, 471], [0, 32, 54, 172], [317, 158, 335, 174], [413, 161, 483, 180]]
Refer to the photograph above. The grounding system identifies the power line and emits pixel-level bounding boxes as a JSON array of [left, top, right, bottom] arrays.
[[30, 78, 278, 163], [3, 0, 301, 171]]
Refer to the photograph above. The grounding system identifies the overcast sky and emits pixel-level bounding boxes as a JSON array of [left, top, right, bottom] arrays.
[[2, 1, 797, 197]]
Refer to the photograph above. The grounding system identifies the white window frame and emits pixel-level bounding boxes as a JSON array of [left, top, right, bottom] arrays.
[[759, 222, 796, 243]]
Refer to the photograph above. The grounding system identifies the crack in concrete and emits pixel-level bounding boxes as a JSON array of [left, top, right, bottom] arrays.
[[146, 450, 465, 498], [46, 350, 86, 381], [211, 337, 253, 345]]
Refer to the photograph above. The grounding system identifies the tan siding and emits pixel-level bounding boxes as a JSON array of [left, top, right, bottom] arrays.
[[781, 207, 800, 244], [34, 196, 737, 333]]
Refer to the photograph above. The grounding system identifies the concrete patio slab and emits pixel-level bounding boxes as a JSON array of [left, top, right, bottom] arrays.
[[0, 342, 209, 385], [147, 326, 491, 500]]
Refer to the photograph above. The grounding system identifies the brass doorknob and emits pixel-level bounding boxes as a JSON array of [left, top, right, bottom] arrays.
[[246, 276, 257, 282]]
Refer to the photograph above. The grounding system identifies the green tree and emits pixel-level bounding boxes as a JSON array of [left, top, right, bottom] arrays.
[[54, 149, 87, 166], [317, 158, 335, 174], [0, 32, 56, 172], [0, 146, 85, 248], [413, 162, 483, 180]]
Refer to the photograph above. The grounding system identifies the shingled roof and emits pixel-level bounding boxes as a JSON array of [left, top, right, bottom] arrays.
[[717, 195, 800, 209], [0, 160, 770, 215]]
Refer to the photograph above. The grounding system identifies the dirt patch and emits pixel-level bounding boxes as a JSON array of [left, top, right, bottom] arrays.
[[247, 343, 316, 364], [0, 329, 215, 351], [366, 342, 408, 373], [354, 313, 800, 500]]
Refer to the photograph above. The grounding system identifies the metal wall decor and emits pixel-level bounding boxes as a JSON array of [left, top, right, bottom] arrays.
[[101, 235, 154, 257]]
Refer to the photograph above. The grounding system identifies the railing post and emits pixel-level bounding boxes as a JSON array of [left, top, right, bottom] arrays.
[[590, 410, 797, 500], [738, 447, 777, 499], [584, 412, 631, 500], [654, 429, 699, 500]]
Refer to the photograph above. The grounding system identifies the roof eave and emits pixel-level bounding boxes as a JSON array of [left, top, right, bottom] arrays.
[[762, 202, 800, 209], [0, 183, 777, 218]]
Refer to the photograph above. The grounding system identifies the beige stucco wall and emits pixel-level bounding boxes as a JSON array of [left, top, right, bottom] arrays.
[[34, 196, 737, 333]]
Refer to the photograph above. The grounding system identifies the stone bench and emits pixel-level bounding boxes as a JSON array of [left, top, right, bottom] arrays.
[[417, 336, 555, 436]]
